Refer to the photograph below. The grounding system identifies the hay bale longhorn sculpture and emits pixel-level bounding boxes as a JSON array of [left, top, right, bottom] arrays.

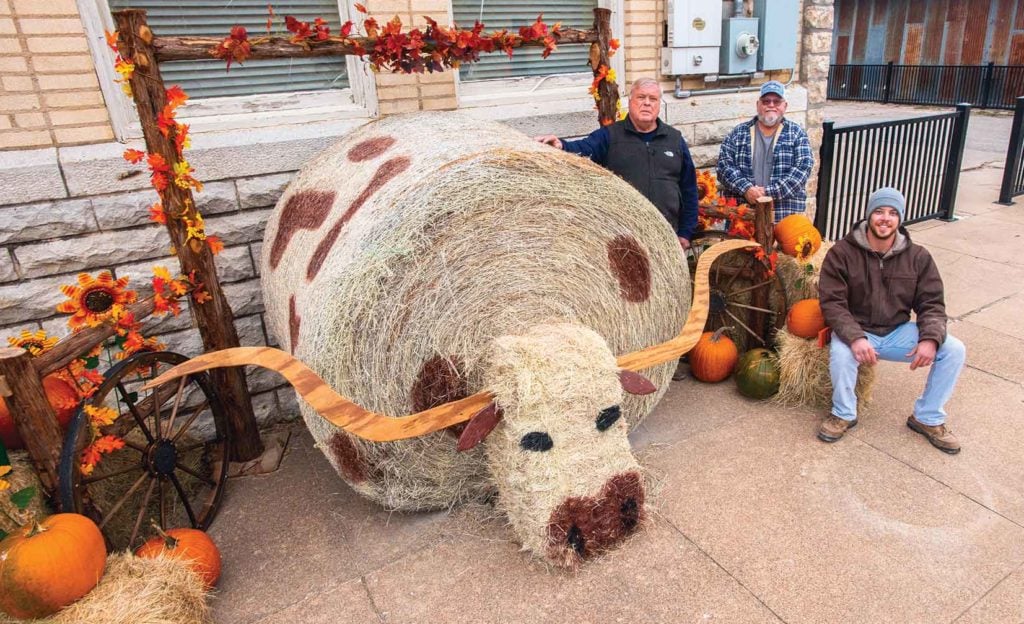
[[146, 112, 754, 566]]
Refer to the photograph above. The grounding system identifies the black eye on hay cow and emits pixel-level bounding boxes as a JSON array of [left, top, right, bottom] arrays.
[[144, 112, 755, 567]]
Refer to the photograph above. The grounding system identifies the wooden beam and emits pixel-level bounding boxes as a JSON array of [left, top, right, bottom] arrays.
[[114, 9, 263, 462], [0, 348, 63, 494], [592, 8, 619, 126]]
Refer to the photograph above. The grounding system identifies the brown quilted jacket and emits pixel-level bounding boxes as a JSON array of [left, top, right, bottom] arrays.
[[818, 221, 948, 346]]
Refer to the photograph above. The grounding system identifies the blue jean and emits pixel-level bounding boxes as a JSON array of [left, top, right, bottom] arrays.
[[830, 322, 966, 426]]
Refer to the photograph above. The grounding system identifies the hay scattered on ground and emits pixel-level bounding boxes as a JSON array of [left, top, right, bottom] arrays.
[[774, 328, 874, 411], [0, 552, 211, 624], [776, 241, 833, 306], [0, 451, 50, 535]]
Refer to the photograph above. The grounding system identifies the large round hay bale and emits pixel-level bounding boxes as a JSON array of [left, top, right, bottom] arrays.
[[262, 112, 689, 511]]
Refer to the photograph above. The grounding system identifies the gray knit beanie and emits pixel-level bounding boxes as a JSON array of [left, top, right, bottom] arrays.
[[866, 187, 906, 224]]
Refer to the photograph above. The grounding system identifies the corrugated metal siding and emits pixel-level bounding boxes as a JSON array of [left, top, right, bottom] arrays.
[[833, 0, 1024, 65]]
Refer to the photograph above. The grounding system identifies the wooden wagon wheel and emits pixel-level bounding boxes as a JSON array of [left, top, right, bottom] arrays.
[[58, 351, 231, 551], [688, 230, 786, 351]]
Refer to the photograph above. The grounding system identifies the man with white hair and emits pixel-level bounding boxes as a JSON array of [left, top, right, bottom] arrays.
[[717, 80, 814, 221], [535, 77, 698, 250], [817, 187, 966, 453]]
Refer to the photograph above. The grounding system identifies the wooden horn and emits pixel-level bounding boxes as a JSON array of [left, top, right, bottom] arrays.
[[140, 347, 494, 442], [616, 239, 759, 372]]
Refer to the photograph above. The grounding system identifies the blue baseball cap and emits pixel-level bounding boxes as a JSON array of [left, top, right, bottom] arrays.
[[759, 81, 785, 99]]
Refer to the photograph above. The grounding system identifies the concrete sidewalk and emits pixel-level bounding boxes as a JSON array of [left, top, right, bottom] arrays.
[[207, 133, 1024, 624]]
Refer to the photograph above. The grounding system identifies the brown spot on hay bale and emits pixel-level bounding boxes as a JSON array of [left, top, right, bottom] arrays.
[[411, 355, 469, 437], [347, 136, 396, 161], [268, 191, 336, 270], [327, 432, 367, 484], [545, 471, 645, 564], [289, 295, 300, 354], [606, 235, 651, 303], [305, 156, 411, 281]]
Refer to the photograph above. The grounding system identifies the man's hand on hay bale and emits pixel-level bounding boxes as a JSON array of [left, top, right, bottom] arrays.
[[678, 236, 690, 250], [534, 135, 562, 150]]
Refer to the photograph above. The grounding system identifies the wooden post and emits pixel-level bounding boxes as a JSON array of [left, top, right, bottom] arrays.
[[114, 9, 263, 461], [0, 348, 63, 493], [751, 197, 775, 345], [593, 8, 619, 126]]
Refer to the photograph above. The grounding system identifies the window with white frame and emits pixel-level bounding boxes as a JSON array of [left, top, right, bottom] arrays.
[[82, 0, 371, 140]]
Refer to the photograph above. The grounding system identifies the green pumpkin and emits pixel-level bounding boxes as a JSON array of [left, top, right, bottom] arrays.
[[734, 348, 780, 399]]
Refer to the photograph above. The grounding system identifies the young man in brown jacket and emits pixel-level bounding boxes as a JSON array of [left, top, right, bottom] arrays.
[[817, 187, 966, 453]]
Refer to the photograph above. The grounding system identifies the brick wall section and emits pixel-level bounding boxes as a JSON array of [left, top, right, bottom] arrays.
[[0, 0, 113, 150], [371, 0, 457, 114], [623, 0, 660, 84], [0, 172, 302, 427], [800, 0, 834, 218]]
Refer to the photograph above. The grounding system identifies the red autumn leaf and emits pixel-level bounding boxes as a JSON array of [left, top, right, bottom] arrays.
[[212, 25, 251, 70], [165, 85, 188, 109], [193, 289, 213, 304], [147, 152, 170, 173], [93, 435, 126, 453], [151, 172, 169, 192], [354, 3, 367, 13], [157, 104, 176, 137], [105, 30, 119, 52], [609, 38, 620, 50], [314, 17, 330, 40], [340, 20, 353, 37], [174, 123, 190, 155], [80, 445, 102, 469], [206, 236, 224, 255], [149, 202, 166, 224], [363, 17, 378, 37], [285, 15, 312, 41], [123, 148, 145, 164]]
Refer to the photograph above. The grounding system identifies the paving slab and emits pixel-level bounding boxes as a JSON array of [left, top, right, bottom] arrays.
[[954, 562, 1024, 624], [911, 213, 1024, 268], [925, 246, 1024, 319], [364, 514, 782, 623], [247, 578, 380, 624], [208, 428, 455, 624], [649, 403, 1024, 624], [961, 291, 1024, 341], [851, 366, 1024, 527], [948, 319, 1024, 386]]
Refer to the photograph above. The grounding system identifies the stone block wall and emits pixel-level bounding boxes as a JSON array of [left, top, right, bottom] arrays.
[[0, 0, 113, 150]]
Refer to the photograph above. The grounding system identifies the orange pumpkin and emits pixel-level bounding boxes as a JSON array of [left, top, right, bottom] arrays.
[[0, 513, 107, 619], [689, 328, 739, 383], [787, 299, 826, 339], [0, 374, 80, 449], [136, 527, 222, 590], [774, 214, 822, 258]]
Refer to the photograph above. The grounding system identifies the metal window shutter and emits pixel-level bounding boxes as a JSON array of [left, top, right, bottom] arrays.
[[109, 0, 348, 98], [452, 0, 597, 81]]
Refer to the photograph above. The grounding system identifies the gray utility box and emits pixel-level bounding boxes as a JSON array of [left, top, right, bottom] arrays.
[[721, 17, 760, 74], [753, 0, 799, 70]]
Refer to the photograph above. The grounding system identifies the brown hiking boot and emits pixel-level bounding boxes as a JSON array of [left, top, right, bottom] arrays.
[[672, 357, 688, 381], [906, 415, 961, 454], [817, 414, 858, 443]]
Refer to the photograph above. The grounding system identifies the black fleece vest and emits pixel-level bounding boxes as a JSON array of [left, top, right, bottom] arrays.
[[604, 119, 684, 231]]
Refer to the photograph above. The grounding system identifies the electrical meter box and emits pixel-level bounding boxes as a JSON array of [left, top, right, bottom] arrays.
[[661, 0, 720, 75], [720, 17, 760, 74], [753, 0, 799, 70]]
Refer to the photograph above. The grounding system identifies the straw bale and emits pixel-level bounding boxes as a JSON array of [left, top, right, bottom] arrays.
[[0, 452, 50, 535], [774, 328, 875, 410], [0, 552, 211, 624], [776, 241, 833, 306], [264, 112, 690, 512]]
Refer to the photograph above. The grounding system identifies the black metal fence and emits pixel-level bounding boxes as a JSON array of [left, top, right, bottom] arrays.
[[829, 63, 1024, 110], [999, 97, 1024, 204], [815, 104, 970, 241]]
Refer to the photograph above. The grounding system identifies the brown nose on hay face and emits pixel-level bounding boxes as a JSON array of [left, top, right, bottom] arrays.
[[259, 111, 690, 562], [480, 324, 646, 567]]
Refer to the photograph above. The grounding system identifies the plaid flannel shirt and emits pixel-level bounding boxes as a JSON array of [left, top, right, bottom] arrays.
[[716, 117, 814, 220]]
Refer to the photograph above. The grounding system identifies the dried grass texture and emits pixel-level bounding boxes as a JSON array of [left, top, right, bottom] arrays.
[[774, 328, 875, 410], [0, 553, 211, 624], [0, 452, 50, 534], [262, 112, 689, 511], [481, 324, 642, 562], [776, 241, 834, 306]]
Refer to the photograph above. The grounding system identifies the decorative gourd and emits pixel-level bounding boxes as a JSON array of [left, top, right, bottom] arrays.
[[135, 526, 222, 590], [774, 214, 822, 258], [734, 348, 781, 399], [787, 299, 826, 339], [689, 327, 739, 383], [0, 513, 107, 619], [0, 374, 80, 450]]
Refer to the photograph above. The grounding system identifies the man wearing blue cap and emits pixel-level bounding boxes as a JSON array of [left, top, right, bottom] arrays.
[[717, 81, 814, 220], [817, 187, 966, 453]]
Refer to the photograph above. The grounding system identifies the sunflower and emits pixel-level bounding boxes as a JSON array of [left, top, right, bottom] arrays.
[[7, 329, 58, 357], [795, 234, 814, 263], [697, 170, 718, 203], [56, 271, 137, 331]]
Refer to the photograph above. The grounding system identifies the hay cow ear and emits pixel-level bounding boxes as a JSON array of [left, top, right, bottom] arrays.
[[456, 401, 504, 452], [618, 370, 657, 395]]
